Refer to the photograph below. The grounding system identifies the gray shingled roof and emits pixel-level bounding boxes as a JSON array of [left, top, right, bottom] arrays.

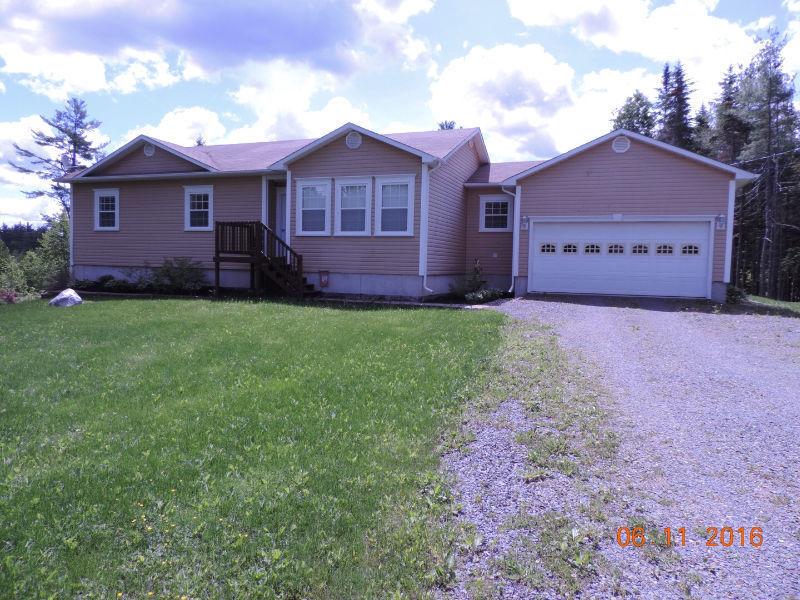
[[466, 161, 545, 185]]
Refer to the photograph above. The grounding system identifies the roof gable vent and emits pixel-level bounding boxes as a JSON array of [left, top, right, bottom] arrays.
[[345, 131, 362, 149], [611, 135, 630, 153], [143, 143, 155, 157]]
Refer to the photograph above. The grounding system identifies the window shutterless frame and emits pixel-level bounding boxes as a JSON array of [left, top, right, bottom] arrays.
[[334, 177, 372, 236], [295, 178, 331, 236], [479, 195, 512, 232], [93, 188, 120, 231], [375, 175, 415, 236], [183, 185, 214, 231]]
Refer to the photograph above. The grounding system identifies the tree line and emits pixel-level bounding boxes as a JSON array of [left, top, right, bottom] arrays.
[[612, 31, 800, 301]]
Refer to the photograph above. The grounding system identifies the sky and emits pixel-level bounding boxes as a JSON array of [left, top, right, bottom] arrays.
[[0, 0, 798, 225]]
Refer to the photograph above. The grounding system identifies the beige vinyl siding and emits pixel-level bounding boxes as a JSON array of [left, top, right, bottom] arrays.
[[517, 138, 733, 283], [72, 176, 261, 269], [465, 187, 513, 275], [288, 134, 422, 275], [91, 144, 207, 176], [427, 139, 481, 275]]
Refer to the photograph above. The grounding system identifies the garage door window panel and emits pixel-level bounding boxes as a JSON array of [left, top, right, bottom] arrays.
[[681, 244, 700, 255], [656, 244, 674, 255], [608, 243, 625, 255], [562, 243, 577, 254], [584, 243, 601, 254], [632, 244, 649, 255], [540, 243, 556, 254]]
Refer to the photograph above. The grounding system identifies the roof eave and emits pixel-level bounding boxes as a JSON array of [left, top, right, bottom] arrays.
[[501, 128, 759, 185], [62, 168, 283, 183], [270, 122, 437, 170]]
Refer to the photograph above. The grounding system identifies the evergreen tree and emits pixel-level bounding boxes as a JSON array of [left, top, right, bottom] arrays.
[[735, 31, 799, 297], [9, 98, 106, 215], [655, 63, 672, 140], [611, 91, 656, 136], [692, 104, 714, 156], [711, 67, 750, 163], [438, 120, 456, 130]]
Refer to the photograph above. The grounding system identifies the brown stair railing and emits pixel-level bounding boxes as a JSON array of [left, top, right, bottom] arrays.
[[214, 221, 304, 296]]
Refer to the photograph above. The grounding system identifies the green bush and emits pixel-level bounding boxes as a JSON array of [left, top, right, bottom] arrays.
[[726, 285, 746, 304], [465, 287, 506, 304], [0, 239, 29, 294], [150, 257, 207, 293]]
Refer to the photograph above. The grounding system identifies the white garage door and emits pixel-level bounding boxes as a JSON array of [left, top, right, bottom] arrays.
[[528, 220, 711, 298]]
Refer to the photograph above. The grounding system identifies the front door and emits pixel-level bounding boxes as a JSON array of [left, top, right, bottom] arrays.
[[276, 186, 287, 240]]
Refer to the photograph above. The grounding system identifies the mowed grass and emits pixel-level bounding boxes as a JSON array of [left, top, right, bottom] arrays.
[[0, 299, 505, 598], [748, 295, 800, 315]]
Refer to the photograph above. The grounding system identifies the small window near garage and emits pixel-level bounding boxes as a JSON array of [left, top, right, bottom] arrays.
[[562, 243, 578, 254], [584, 243, 601, 254], [94, 188, 119, 231], [632, 243, 649, 255], [184, 185, 213, 231], [479, 195, 512, 232], [656, 244, 674, 255], [607, 243, 625, 255], [540, 243, 556, 254], [681, 244, 700, 255]]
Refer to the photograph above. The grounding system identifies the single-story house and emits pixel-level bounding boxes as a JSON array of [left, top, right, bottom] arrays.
[[61, 123, 756, 301]]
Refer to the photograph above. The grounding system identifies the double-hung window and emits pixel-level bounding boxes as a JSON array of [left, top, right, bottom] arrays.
[[296, 178, 331, 235], [335, 177, 371, 235], [184, 185, 213, 231], [94, 188, 119, 231], [375, 175, 414, 236], [479, 195, 512, 232]]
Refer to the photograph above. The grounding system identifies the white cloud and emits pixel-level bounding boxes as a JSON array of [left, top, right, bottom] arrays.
[[355, 0, 437, 71], [785, 0, 800, 77], [507, 0, 763, 106], [429, 43, 660, 160], [226, 60, 370, 142], [0, 80, 5, 93], [0, 115, 63, 224], [123, 106, 227, 147]]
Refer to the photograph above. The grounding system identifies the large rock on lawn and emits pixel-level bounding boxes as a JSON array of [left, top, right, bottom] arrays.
[[49, 288, 83, 307]]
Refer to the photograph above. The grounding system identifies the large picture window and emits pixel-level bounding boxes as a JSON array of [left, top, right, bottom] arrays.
[[184, 185, 213, 231], [94, 188, 119, 231], [375, 175, 414, 236], [296, 179, 331, 235], [335, 177, 371, 235], [479, 195, 512, 232]]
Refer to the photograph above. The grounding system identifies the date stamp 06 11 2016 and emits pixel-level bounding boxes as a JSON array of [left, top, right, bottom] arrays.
[[616, 526, 763, 548]]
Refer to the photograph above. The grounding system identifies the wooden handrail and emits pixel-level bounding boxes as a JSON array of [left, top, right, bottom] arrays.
[[215, 221, 304, 296]]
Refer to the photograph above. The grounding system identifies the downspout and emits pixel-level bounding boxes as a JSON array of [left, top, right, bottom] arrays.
[[419, 159, 440, 293], [285, 169, 292, 247], [501, 184, 521, 293], [68, 184, 74, 282]]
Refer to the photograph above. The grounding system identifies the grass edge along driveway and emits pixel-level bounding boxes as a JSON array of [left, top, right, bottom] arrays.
[[0, 299, 505, 599]]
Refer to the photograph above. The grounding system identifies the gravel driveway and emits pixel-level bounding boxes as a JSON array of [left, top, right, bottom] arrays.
[[492, 296, 800, 599]]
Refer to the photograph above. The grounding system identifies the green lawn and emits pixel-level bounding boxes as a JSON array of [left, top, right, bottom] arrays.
[[748, 295, 800, 315], [0, 299, 505, 599]]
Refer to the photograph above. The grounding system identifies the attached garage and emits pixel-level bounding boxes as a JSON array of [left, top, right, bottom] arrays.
[[528, 219, 712, 298], [501, 129, 757, 302]]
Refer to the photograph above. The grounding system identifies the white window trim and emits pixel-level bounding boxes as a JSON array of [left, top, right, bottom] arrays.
[[93, 188, 119, 231], [479, 195, 512, 232], [183, 185, 214, 231], [295, 177, 331, 236], [375, 175, 415, 237], [334, 176, 372, 236]]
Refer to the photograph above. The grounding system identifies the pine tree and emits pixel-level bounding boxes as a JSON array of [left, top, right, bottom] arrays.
[[611, 91, 656, 136], [736, 30, 799, 297], [9, 98, 106, 215], [656, 64, 672, 141], [656, 63, 694, 149], [438, 120, 456, 130], [692, 104, 714, 156], [711, 67, 750, 163]]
